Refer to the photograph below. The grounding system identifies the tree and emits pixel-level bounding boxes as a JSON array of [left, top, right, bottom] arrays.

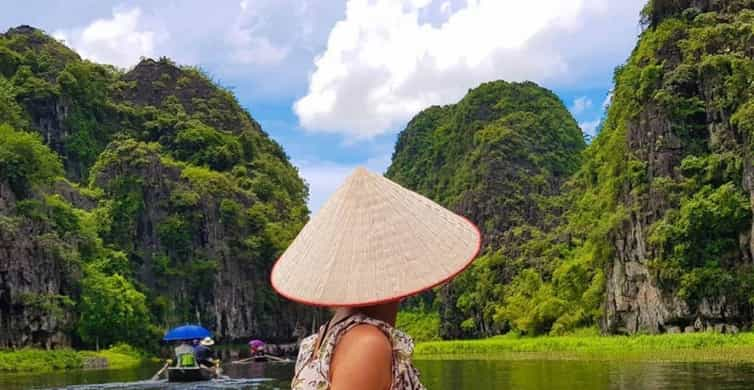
[[77, 266, 151, 350], [0, 124, 62, 197], [0, 75, 27, 128]]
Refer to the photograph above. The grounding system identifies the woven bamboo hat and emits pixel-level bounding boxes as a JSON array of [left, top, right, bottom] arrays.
[[270, 167, 481, 307]]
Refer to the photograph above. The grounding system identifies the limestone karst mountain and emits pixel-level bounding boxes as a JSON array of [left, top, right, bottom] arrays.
[[387, 80, 586, 338], [0, 25, 312, 348]]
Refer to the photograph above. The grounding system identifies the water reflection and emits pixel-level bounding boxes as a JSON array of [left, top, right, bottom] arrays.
[[222, 361, 293, 381], [414, 360, 754, 390], [4, 358, 754, 389], [63, 377, 284, 390], [0, 361, 293, 390]]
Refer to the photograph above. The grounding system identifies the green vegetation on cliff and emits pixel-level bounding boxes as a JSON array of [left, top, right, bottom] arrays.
[[570, 0, 754, 333], [388, 81, 587, 338], [0, 124, 60, 195], [0, 25, 310, 350]]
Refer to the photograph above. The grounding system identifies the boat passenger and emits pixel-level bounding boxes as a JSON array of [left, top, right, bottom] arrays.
[[249, 339, 265, 357], [174, 341, 196, 367], [270, 168, 481, 390], [194, 337, 215, 367]]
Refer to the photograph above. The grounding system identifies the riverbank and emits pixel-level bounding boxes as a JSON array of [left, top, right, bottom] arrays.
[[414, 331, 754, 362], [0, 344, 151, 372]]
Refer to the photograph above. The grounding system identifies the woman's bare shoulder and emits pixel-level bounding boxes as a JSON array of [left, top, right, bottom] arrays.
[[341, 324, 392, 351], [330, 324, 392, 389]]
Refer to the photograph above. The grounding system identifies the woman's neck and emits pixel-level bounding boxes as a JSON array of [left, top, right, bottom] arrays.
[[334, 301, 400, 326]]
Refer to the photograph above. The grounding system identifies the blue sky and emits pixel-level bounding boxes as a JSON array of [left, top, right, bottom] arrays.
[[1, 0, 645, 211]]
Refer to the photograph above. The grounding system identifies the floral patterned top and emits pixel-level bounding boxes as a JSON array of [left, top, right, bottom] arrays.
[[292, 313, 426, 390]]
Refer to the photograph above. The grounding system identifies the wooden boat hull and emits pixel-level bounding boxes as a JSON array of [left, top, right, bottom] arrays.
[[167, 366, 215, 382]]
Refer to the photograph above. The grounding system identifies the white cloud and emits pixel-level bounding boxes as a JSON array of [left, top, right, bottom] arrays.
[[43, 1, 346, 101], [295, 0, 643, 139], [296, 154, 391, 212], [440, 1, 452, 14], [570, 96, 593, 115], [227, 30, 290, 66], [225, 0, 291, 65], [53, 8, 158, 68], [579, 119, 600, 137]]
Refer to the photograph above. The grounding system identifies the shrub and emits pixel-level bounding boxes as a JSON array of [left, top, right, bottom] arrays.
[[0, 124, 62, 196]]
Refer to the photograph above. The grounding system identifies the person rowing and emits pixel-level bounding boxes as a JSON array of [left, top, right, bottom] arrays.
[[193, 337, 216, 367], [271, 167, 481, 390], [249, 339, 265, 357]]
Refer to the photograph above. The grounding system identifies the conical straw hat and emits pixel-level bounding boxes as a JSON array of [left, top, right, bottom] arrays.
[[271, 167, 481, 307]]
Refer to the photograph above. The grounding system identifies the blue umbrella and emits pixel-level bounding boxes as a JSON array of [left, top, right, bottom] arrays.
[[163, 324, 212, 341]]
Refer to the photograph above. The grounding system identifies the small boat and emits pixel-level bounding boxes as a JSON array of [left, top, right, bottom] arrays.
[[167, 365, 217, 382], [160, 325, 220, 382]]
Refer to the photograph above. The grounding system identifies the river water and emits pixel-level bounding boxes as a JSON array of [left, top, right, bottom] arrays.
[[3, 359, 754, 389]]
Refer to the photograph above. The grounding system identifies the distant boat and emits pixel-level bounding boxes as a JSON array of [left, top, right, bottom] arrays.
[[160, 324, 218, 382]]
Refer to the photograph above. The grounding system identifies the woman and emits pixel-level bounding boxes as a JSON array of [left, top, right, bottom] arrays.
[[271, 167, 481, 390]]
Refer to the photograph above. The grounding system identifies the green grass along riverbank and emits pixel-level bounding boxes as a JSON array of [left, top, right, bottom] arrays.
[[6, 332, 754, 373], [414, 331, 754, 362], [0, 344, 151, 372]]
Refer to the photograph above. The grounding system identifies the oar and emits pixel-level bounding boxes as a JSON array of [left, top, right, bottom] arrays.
[[232, 354, 291, 364], [264, 355, 291, 362], [216, 360, 223, 377], [151, 362, 169, 381]]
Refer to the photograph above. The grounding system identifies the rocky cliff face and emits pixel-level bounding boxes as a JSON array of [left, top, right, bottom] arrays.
[[0, 180, 78, 348], [90, 139, 309, 340], [0, 26, 312, 347], [593, 1, 754, 333]]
